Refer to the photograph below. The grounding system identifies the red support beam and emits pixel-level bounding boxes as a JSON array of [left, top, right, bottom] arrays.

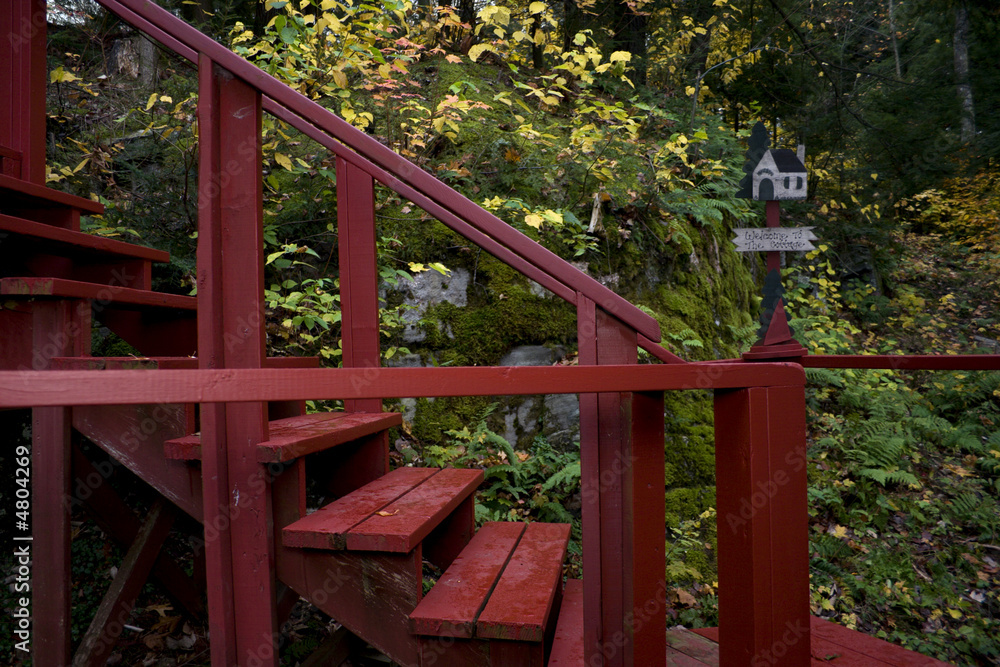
[[337, 158, 383, 415], [802, 354, 1000, 371], [0, 363, 808, 409], [197, 54, 239, 666], [197, 57, 276, 666], [0, 0, 47, 183], [31, 298, 89, 665], [714, 385, 810, 667], [578, 301, 666, 667], [32, 407, 72, 665]]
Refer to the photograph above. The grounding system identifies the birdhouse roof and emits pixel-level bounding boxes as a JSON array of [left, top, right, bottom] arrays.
[[764, 149, 807, 174]]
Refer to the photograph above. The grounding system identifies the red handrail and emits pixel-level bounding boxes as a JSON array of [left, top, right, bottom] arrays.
[[93, 0, 663, 344]]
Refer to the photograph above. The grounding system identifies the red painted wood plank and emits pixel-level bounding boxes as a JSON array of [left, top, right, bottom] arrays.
[[0, 1, 47, 185], [802, 354, 1000, 371], [577, 296, 604, 666], [476, 522, 571, 642], [0, 213, 169, 261], [73, 500, 175, 667], [90, 0, 661, 342], [50, 356, 317, 371], [0, 362, 807, 412], [409, 521, 525, 638], [810, 617, 950, 666], [347, 467, 484, 552], [283, 467, 438, 549], [163, 411, 401, 461], [195, 53, 238, 667], [627, 389, 667, 666], [0, 277, 197, 310], [666, 628, 719, 663], [714, 386, 811, 667], [0, 173, 104, 213], [276, 545, 422, 666], [547, 579, 585, 667], [32, 407, 72, 666], [72, 404, 203, 522], [337, 158, 383, 414], [258, 411, 401, 462]]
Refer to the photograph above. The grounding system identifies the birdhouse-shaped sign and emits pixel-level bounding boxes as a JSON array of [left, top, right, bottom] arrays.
[[752, 148, 807, 201], [736, 122, 809, 201]]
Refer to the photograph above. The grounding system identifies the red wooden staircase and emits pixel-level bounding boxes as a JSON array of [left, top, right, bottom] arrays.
[[3, 1, 993, 666]]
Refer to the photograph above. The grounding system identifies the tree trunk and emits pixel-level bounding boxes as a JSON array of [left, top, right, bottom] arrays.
[[953, 2, 975, 144], [137, 36, 159, 88], [888, 0, 901, 79]]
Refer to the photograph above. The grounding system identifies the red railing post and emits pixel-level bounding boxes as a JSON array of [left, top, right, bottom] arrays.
[[578, 297, 666, 667], [337, 158, 382, 414], [31, 297, 90, 665], [0, 0, 46, 182], [197, 56, 276, 666], [714, 385, 810, 666]]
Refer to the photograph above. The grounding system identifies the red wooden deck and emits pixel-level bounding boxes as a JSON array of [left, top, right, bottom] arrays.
[[665, 618, 951, 666]]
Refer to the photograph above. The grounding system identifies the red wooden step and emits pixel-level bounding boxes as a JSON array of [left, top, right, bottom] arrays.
[[163, 410, 401, 462], [0, 213, 169, 262], [546, 579, 583, 667], [284, 467, 437, 549], [0, 173, 104, 229], [0, 277, 196, 311], [476, 522, 570, 642], [409, 522, 526, 638], [283, 467, 483, 552]]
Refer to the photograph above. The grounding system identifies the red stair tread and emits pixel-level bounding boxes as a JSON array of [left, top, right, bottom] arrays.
[[0, 277, 196, 310], [546, 579, 584, 666], [163, 409, 397, 461], [409, 521, 526, 638], [283, 467, 438, 549], [0, 173, 105, 214], [346, 467, 484, 552], [257, 411, 402, 462], [0, 213, 169, 262], [476, 521, 571, 642]]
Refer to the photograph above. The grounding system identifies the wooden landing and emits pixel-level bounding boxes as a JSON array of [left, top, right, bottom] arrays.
[[665, 617, 951, 666]]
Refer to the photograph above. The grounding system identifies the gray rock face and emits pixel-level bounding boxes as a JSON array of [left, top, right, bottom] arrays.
[[500, 345, 556, 367], [395, 268, 470, 343], [542, 393, 580, 447]]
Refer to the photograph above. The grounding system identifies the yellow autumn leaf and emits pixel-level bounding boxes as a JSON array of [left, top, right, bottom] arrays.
[[529, 1, 546, 12], [408, 262, 429, 273], [331, 69, 347, 89], [609, 51, 631, 63], [146, 92, 159, 110], [947, 609, 962, 619], [50, 66, 80, 84], [468, 44, 494, 62], [274, 153, 293, 171], [830, 524, 848, 539], [524, 213, 544, 229], [445, 54, 463, 64]]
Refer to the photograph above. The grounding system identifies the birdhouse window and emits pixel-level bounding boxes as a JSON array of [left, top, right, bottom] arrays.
[[784, 177, 791, 189]]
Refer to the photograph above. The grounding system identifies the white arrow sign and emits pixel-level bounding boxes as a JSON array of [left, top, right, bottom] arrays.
[[732, 227, 817, 252]]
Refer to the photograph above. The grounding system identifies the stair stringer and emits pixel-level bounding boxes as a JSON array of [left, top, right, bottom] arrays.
[[72, 403, 203, 522], [276, 546, 423, 667]]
